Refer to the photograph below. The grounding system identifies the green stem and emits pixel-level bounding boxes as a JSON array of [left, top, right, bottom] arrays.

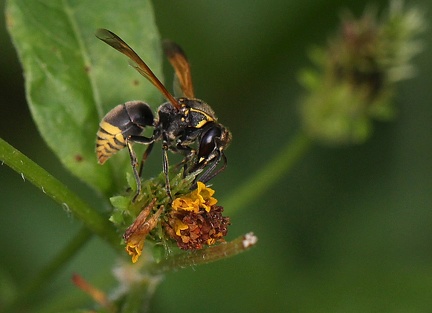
[[223, 131, 312, 213], [151, 233, 258, 274], [0, 138, 121, 251], [4, 227, 92, 313], [121, 275, 162, 313]]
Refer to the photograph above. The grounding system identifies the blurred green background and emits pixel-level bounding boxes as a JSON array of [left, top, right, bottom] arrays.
[[1, 0, 432, 312]]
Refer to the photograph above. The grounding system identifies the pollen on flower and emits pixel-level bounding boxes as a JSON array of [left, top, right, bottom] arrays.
[[165, 182, 230, 250]]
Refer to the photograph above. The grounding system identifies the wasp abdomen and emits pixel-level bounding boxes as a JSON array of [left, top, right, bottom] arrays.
[[96, 101, 154, 164]]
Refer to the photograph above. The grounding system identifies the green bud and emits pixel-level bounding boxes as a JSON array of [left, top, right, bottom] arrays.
[[299, 1, 425, 145]]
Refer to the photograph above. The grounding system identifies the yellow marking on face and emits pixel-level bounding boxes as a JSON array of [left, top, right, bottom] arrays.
[[190, 108, 214, 122], [189, 108, 214, 128], [194, 119, 208, 128]]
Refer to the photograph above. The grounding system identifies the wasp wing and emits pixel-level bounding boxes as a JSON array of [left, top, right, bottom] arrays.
[[163, 40, 195, 99], [96, 28, 180, 110]]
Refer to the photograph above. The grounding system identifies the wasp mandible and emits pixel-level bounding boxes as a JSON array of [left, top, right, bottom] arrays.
[[95, 29, 232, 200]]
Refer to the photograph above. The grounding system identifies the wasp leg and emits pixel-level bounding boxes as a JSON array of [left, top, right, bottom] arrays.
[[191, 151, 227, 189], [161, 139, 173, 200], [127, 135, 154, 201], [126, 140, 141, 202], [173, 144, 195, 177], [138, 141, 155, 177], [128, 135, 153, 145], [180, 150, 196, 177]]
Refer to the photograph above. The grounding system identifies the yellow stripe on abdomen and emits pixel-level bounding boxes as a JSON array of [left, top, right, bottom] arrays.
[[96, 121, 126, 164]]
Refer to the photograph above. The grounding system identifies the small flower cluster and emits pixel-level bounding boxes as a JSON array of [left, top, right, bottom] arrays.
[[112, 172, 231, 263], [165, 182, 230, 250], [299, 1, 424, 144]]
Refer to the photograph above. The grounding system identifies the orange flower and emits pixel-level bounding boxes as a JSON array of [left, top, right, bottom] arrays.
[[166, 182, 230, 250]]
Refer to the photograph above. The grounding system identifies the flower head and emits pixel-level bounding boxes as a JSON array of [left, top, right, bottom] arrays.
[[299, 2, 425, 144], [166, 182, 230, 250], [111, 175, 231, 259]]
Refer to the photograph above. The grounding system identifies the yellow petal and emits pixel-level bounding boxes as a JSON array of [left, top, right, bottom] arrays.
[[174, 219, 189, 236], [172, 197, 200, 212], [197, 181, 215, 198], [125, 239, 144, 263]]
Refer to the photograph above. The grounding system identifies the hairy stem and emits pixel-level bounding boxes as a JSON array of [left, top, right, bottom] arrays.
[[0, 138, 121, 250], [151, 232, 258, 274]]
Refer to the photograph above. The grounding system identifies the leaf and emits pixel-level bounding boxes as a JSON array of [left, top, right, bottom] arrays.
[[6, 0, 163, 197]]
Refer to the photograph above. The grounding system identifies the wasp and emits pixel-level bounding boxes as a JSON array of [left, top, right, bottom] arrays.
[[95, 29, 232, 200]]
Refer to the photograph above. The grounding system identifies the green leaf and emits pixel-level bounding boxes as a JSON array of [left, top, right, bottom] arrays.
[[6, 0, 162, 197]]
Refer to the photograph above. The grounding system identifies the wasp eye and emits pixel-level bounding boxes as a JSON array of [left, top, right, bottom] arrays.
[[198, 126, 221, 159]]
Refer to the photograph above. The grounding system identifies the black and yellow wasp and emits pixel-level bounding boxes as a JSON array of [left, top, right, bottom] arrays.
[[95, 29, 231, 200]]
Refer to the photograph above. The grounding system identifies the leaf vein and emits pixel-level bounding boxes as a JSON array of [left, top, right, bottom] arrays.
[[61, 0, 104, 120]]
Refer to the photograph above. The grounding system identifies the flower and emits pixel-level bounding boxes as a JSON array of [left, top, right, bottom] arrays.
[[171, 181, 218, 213], [166, 182, 230, 250], [299, 2, 425, 144], [123, 199, 163, 263], [166, 206, 230, 250], [125, 234, 145, 264]]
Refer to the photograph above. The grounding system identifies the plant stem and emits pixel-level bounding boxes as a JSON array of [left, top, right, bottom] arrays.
[[223, 131, 312, 213], [0, 138, 121, 251], [151, 232, 258, 274], [120, 275, 162, 313], [4, 227, 92, 313]]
